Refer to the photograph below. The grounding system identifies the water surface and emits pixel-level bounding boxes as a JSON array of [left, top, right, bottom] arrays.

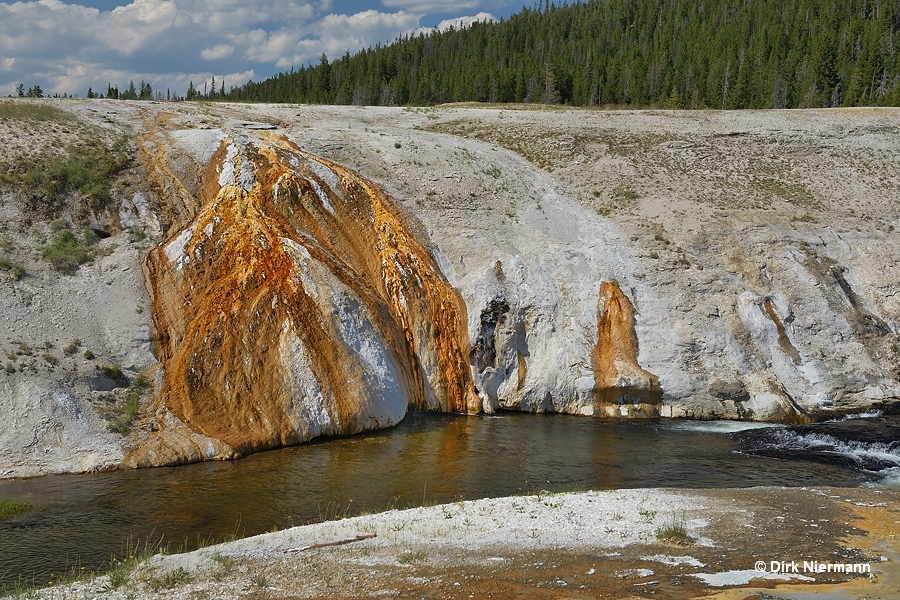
[[0, 412, 875, 589]]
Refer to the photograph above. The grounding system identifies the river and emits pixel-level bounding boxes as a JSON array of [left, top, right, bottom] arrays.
[[0, 411, 895, 590]]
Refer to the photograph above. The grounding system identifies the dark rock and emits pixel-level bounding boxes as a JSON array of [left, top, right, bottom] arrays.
[[707, 379, 749, 403], [87, 373, 122, 391]]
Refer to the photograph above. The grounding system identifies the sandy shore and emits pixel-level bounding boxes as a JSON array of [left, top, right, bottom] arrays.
[[9, 485, 897, 599]]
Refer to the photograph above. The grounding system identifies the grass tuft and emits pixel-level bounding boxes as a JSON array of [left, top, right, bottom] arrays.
[[655, 514, 691, 546], [104, 536, 166, 590], [40, 227, 98, 274], [0, 499, 34, 521], [146, 567, 193, 591], [397, 549, 428, 564]]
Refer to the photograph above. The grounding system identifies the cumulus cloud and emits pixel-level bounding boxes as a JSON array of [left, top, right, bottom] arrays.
[[434, 12, 495, 32], [292, 10, 422, 66], [382, 0, 482, 12], [201, 44, 235, 61], [0, 0, 524, 97]]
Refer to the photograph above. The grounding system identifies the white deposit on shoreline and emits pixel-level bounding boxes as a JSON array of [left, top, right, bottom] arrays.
[[12, 486, 895, 599]]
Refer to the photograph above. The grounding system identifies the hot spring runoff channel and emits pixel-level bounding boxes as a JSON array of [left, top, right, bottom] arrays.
[[1, 412, 897, 589]]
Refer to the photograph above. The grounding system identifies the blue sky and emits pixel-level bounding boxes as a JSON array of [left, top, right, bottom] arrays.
[[0, 0, 530, 98]]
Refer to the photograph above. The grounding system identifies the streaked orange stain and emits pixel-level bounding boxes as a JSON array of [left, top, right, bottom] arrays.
[[131, 133, 478, 466], [591, 281, 662, 416]]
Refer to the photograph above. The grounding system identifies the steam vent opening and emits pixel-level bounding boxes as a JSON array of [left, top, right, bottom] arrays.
[[127, 133, 480, 468], [592, 281, 662, 417]]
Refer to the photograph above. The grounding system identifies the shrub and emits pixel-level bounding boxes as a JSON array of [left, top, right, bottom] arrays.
[[99, 363, 125, 382]]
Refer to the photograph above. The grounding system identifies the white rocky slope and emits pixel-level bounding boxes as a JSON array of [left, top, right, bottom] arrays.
[[0, 100, 898, 477]]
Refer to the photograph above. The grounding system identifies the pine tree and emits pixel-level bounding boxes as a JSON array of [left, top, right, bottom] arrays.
[[222, 0, 900, 109]]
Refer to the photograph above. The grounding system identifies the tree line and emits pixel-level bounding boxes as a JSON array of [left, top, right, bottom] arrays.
[[221, 0, 900, 108], [12, 80, 181, 101]]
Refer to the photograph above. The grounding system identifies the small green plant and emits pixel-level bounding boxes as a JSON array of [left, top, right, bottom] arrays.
[[397, 549, 428, 564], [95, 369, 148, 435], [483, 164, 502, 178], [655, 515, 691, 546], [42, 353, 57, 365], [394, 141, 402, 148], [41, 227, 98, 274], [613, 185, 640, 201], [0, 499, 34, 520], [83, 349, 95, 360], [63, 339, 80, 355], [99, 363, 125, 382], [104, 536, 165, 590], [638, 507, 657, 522], [49, 218, 70, 232], [209, 551, 234, 568], [107, 390, 140, 435], [0, 257, 25, 280], [146, 567, 193, 591]]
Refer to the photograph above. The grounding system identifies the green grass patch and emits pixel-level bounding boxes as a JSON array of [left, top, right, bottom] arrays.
[[397, 549, 428, 563], [104, 536, 166, 590], [0, 102, 131, 213], [0, 257, 25, 280], [99, 363, 125, 382], [655, 515, 691, 546], [146, 567, 193, 591], [0, 101, 76, 123], [0, 499, 34, 520], [41, 224, 97, 275], [99, 371, 148, 435]]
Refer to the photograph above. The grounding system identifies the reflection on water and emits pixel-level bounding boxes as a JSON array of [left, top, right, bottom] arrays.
[[0, 412, 869, 589]]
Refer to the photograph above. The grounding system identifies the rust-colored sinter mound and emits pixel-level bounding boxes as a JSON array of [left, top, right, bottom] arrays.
[[592, 281, 662, 417], [127, 133, 478, 467]]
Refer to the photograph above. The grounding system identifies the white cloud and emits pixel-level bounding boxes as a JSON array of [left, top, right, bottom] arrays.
[[293, 10, 422, 64], [434, 12, 494, 32], [201, 44, 235, 61], [382, 0, 482, 12]]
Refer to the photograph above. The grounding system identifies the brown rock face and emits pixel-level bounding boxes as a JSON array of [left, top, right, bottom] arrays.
[[126, 133, 478, 467], [592, 281, 662, 417]]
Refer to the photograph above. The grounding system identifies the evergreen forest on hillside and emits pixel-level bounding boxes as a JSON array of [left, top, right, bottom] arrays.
[[222, 0, 900, 109]]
